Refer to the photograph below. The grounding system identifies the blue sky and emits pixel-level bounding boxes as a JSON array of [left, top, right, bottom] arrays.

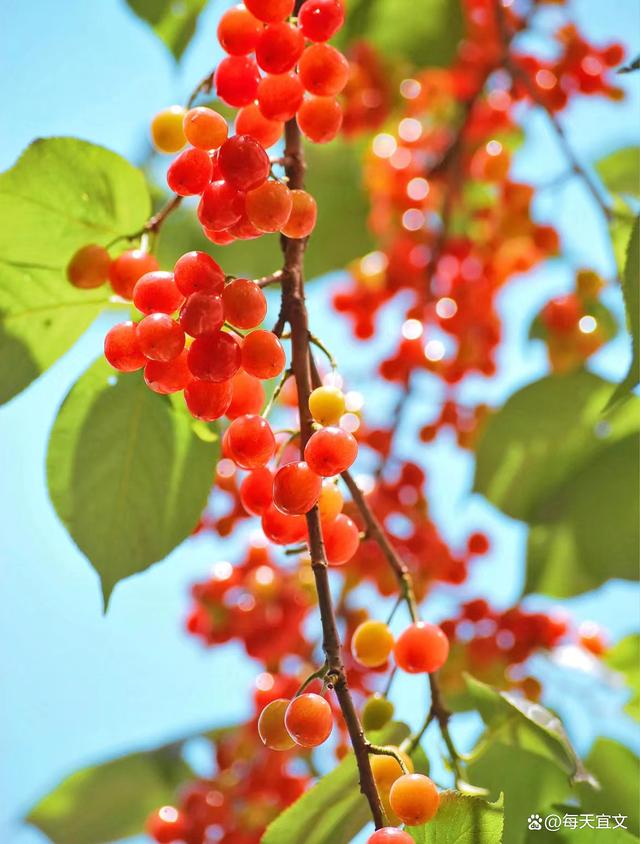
[[1, 1, 639, 842]]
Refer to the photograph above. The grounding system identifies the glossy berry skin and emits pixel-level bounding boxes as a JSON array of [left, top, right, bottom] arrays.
[[166, 147, 213, 196], [240, 467, 274, 515], [188, 332, 241, 382], [144, 350, 192, 394], [183, 106, 228, 150], [297, 96, 343, 143], [133, 271, 185, 315], [236, 103, 283, 149], [67, 244, 110, 289], [308, 385, 345, 425], [367, 829, 414, 844], [145, 806, 189, 843], [281, 189, 317, 238], [352, 620, 394, 668], [173, 251, 224, 297], [104, 321, 146, 372], [198, 180, 244, 231], [361, 694, 395, 732], [285, 693, 333, 747], [217, 5, 263, 55], [226, 414, 276, 469], [389, 774, 440, 826], [226, 369, 265, 418], [136, 314, 185, 362], [256, 23, 305, 74], [184, 379, 233, 421], [242, 329, 286, 379], [261, 504, 307, 545], [215, 55, 261, 107], [257, 73, 304, 122], [109, 249, 159, 300], [322, 513, 360, 564], [244, 0, 294, 23], [258, 698, 296, 751], [218, 134, 270, 192], [304, 426, 357, 476], [150, 106, 186, 153], [223, 278, 267, 329], [203, 227, 236, 246], [227, 213, 263, 240], [318, 479, 343, 520], [273, 461, 322, 515], [298, 0, 345, 41], [299, 44, 349, 95], [246, 180, 293, 232], [179, 292, 224, 337], [394, 622, 450, 674]]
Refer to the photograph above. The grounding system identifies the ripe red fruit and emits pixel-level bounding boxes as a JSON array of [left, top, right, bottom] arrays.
[[257, 73, 304, 121], [109, 249, 159, 300], [184, 379, 233, 421], [256, 22, 305, 74], [144, 349, 192, 394], [304, 426, 358, 476], [145, 806, 189, 844], [223, 278, 267, 329], [166, 148, 212, 196], [67, 244, 111, 289], [215, 55, 261, 107], [203, 227, 236, 246], [467, 531, 490, 555], [246, 181, 293, 232], [322, 513, 360, 564], [133, 271, 185, 315], [197, 180, 244, 231], [368, 830, 414, 844], [226, 413, 276, 468], [394, 622, 450, 674], [273, 461, 322, 515], [227, 213, 263, 240], [217, 5, 263, 55], [136, 314, 185, 362], [389, 773, 440, 826], [174, 251, 224, 297], [182, 106, 228, 151], [245, 0, 294, 23], [281, 189, 317, 238], [297, 96, 343, 143], [240, 467, 274, 515], [218, 134, 270, 192], [298, 0, 344, 41], [179, 292, 224, 337], [104, 321, 146, 372], [285, 693, 333, 747], [236, 103, 284, 149], [188, 332, 241, 382], [242, 329, 286, 379], [299, 44, 349, 95], [541, 295, 582, 334], [261, 504, 307, 544], [226, 369, 266, 418]]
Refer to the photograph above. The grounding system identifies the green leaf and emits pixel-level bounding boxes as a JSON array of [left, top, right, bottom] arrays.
[[0, 137, 150, 404], [27, 743, 192, 844], [606, 215, 640, 408], [126, 0, 207, 60], [596, 147, 640, 199], [603, 635, 640, 721], [408, 792, 504, 844], [47, 358, 219, 604], [608, 198, 637, 276], [577, 738, 640, 836]]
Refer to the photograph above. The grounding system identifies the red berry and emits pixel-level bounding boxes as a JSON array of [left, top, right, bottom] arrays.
[[304, 426, 357, 476], [256, 22, 305, 74], [244, 0, 294, 23], [133, 271, 185, 315], [166, 147, 213, 196], [226, 369, 266, 418], [298, 0, 344, 41], [226, 413, 276, 468], [394, 622, 450, 674], [218, 134, 270, 191], [104, 321, 146, 372], [145, 806, 189, 844], [322, 513, 360, 564], [245, 180, 293, 232], [184, 379, 233, 421], [273, 461, 322, 515], [299, 44, 349, 95], [223, 278, 267, 329], [183, 106, 228, 150], [204, 227, 236, 245], [257, 73, 304, 121], [368, 830, 414, 844], [541, 295, 582, 334], [281, 189, 317, 238], [217, 4, 263, 55], [198, 180, 244, 231], [261, 504, 307, 544], [67, 244, 111, 289], [109, 249, 159, 300], [467, 531, 490, 555], [227, 213, 263, 240], [297, 96, 343, 143], [240, 466, 274, 515], [215, 56, 261, 107], [174, 251, 225, 297], [179, 292, 225, 337], [236, 103, 284, 149], [144, 349, 192, 394], [136, 314, 185, 362], [188, 332, 241, 382], [242, 329, 286, 379], [285, 693, 333, 747]]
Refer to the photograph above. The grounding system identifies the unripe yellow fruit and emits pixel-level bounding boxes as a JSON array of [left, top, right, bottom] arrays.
[[351, 619, 394, 668], [151, 106, 187, 153], [309, 385, 346, 426], [318, 480, 344, 521]]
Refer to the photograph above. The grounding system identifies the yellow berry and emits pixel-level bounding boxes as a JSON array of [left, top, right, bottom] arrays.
[[151, 105, 187, 153], [258, 698, 296, 751], [309, 385, 346, 426], [351, 619, 394, 668]]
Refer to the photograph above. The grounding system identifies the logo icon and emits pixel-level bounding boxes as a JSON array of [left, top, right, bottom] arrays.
[[528, 814, 543, 831]]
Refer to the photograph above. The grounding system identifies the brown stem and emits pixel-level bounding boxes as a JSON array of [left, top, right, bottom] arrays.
[[255, 269, 284, 288], [146, 195, 183, 233]]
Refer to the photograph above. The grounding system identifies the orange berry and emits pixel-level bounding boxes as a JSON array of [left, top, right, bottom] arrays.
[[246, 181, 293, 232], [389, 773, 440, 826], [297, 96, 343, 143], [285, 693, 333, 747], [351, 620, 394, 668], [281, 189, 317, 238], [66, 244, 111, 289], [318, 480, 343, 521], [258, 698, 296, 750], [394, 622, 449, 674], [370, 748, 413, 792], [183, 106, 229, 150]]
